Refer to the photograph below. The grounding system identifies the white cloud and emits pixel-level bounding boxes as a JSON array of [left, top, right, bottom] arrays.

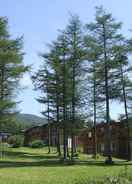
[[20, 74, 33, 88]]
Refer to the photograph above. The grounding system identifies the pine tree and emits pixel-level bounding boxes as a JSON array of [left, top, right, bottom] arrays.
[[85, 7, 128, 164], [64, 15, 85, 159], [0, 17, 28, 126], [55, 33, 70, 160], [32, 34, 70, 159], [114, 42, 132, 160], [32, 64, 53, 153], [84, 32, 105, 158]]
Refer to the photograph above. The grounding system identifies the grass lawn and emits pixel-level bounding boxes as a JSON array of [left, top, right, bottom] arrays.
[[0, 147, 131, 184]]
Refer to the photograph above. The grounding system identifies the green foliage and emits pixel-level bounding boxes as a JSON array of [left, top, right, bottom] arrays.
[[32, 15, 85, 159], [83, 6, 132, 161], [92, 153, 102, 160], [30, 140, 44, 148], [0, 17, 29, 128], [8, 135, 24, 148]]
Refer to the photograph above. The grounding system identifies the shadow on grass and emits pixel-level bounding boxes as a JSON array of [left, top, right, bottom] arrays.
[[0, 150, 132, 169], [0, 159, 131, 169], [2, 150, 58, 160]]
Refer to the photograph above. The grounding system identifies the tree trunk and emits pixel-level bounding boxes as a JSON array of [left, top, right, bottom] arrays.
[[47, 76, 51, 154], [120, 65, 131, 161], [56, 83, 61, 156], [71, 64, 76, 160], [62, 50, 67, 161], [48, 124, 51, 154], [66, 136, 70, 158], [93, 64, 97, 158], [103, 24, 113, 164], [63, 127, 67, 160], [57, 127, 61, 156]]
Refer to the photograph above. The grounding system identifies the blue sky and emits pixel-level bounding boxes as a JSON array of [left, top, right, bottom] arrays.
[[0, 0, 132, 119]]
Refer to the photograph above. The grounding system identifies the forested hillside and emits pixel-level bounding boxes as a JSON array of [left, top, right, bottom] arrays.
[[0, 114, 46, 134]]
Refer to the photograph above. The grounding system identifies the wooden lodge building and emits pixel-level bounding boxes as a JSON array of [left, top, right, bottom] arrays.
[[24, 121, 130, 159], [24, 123, 79, 148], [80, 121, 129, 159], [24, 124, 60, 146]]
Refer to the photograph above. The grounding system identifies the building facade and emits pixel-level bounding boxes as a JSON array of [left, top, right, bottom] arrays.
[[24, 121, 130, 159], [24, 123, 80, 148], [80, 122, 129, 159], [24, 124, 59, 146]]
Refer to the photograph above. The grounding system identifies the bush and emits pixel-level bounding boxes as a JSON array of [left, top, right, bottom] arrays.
[[77, 146, 83, 153], [0, 143, 10, 149], [30, 140, 44, 148], [8, 135, 24, 148], [92, 154, 101, 159], [74, 152, 79, 157]]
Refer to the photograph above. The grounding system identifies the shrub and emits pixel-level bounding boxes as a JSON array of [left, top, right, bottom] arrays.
[[0, 142, 10, 149], [8, 135, 24, 148], [77, 146, 83, 153], [30, 140, 44, 148], [74, 152, 79, 157], [92, 154, 101, 159]]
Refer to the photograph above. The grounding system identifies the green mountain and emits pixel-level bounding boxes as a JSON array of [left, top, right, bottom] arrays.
[[15, 113, 47, 128], [0, 113, 47, 134]]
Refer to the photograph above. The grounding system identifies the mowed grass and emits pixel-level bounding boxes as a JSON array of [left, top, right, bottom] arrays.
[[0, 147, 131, 184]]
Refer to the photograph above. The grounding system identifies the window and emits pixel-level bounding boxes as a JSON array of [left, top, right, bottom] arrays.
[[101, 143, 104, 152], [97, 143, 104, 152], [68, 137, 71, 148], [88, 132, 92, 138], [100, 127, 104, 133], [111, 143, 116, 152]]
